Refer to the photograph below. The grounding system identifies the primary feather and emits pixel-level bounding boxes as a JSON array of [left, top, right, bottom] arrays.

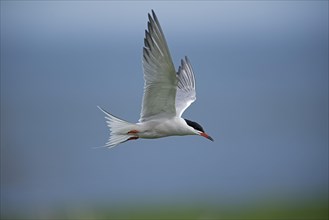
[[176, 56, 196, 117], [140, 10, 177, 122]]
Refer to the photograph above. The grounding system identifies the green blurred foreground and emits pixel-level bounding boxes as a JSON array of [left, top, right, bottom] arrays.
[[3, 196, 328, 220]]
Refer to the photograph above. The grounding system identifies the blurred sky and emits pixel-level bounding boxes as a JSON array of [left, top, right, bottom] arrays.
[[1, 1, 328, 217]]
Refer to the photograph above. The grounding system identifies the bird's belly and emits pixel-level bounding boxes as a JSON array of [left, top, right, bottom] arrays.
[[137, 118, 192, 139]]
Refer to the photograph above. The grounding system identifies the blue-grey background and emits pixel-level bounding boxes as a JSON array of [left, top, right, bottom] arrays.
[[1, 1, 328, 218]]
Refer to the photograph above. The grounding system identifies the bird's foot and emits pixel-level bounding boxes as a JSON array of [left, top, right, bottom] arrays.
[[128, 136, 139, 141], [127, 130, 139, 134]]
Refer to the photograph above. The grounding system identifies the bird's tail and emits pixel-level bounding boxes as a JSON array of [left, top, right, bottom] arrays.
[[97, 106, 138, 148]]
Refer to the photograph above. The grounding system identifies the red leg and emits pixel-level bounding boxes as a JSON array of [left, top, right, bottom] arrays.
[[127, 130, 139, 134]]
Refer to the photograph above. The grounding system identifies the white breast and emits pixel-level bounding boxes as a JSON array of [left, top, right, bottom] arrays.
[[136, 117, 196, 139]]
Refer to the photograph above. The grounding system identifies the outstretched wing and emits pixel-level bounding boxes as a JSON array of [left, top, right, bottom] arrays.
[[139, 10, 177, 122], [175, 56, 196, 117]]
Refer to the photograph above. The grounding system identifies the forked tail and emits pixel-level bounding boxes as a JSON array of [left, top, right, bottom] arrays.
[[97, 106, 138, 148]]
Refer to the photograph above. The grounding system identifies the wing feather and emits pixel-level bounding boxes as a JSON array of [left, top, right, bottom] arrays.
[[175, 56, 196, 117], [139, 10, 177, 122]]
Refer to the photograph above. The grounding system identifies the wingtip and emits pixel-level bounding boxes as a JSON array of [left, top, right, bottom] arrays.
[[151, 10, 160, 24], [148, 12, 152, 22], [147, 21, 153, 32], [181, 56, 189, 67]]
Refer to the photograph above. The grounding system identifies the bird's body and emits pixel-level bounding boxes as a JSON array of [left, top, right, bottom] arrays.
[[136, 117, 197, 139], [98, 10, 213, 148]]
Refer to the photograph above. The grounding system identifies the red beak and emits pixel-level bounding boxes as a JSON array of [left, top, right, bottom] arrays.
[[200, 132, 214, 141]]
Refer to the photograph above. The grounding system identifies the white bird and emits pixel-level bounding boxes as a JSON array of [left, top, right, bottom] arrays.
[[98, 10, 213, 148]]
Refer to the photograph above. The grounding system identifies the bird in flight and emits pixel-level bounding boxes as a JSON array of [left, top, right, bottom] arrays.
[[98, 10, 213, 148]]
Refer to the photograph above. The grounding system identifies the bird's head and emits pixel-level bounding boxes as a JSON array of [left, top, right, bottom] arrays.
[[184, 119, 214, 141]]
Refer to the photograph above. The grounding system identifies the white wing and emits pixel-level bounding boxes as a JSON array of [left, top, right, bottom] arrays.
[[175, 56, 196, 117], [139, 10, 177, 122]]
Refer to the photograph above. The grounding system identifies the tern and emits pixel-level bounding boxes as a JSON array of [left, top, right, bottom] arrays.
[[98, 10, 213, 148]]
